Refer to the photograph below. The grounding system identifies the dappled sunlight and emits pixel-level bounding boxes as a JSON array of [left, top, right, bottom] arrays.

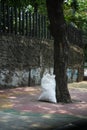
[[0, 92, 19, 109], [9, 86, 41, 95], [13, 100, 87, 118], [0, 83, 87, 125], [0, 101, 14, 109], [0, 87, 41, 110], [42, 114, 53, 119], [0, 104, 13, 109], [68, 81, 87, 90], [38, 105, 52, 110], [70, 45, 83, 54], [57, 109, 69, 114], [72, 103, 87, 109], [30, 123, 41, 128], [8, 96, 17, 99], [0, 90, 7, 93], [0, 94, 9, 98], [0, 114, 13, 121], [0, 109, 83, 130]]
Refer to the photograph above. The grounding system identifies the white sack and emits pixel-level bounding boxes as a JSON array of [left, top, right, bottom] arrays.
[[38, 73, 57, 103]]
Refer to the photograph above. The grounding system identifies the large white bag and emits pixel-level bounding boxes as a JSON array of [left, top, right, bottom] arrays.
[[38, 73, 57, 103]]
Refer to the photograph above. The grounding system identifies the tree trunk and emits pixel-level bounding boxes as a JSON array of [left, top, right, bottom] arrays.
[[46, 0, 72, 103]]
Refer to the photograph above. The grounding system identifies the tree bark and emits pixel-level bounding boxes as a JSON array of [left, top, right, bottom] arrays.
[[46, 0, 72, 103]]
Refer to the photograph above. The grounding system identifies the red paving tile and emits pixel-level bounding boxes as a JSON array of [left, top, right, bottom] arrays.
[[0, 82, 87, 118]]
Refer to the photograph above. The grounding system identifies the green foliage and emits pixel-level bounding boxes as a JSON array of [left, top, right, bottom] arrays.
[[64, 0, 87, 62], [3, 0, 87, 30], [64, 0, 87, 30], [5, 0, 30, 7], [4, 0, 47, 14]]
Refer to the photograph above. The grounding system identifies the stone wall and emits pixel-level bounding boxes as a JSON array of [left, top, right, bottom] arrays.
[[68, 45, 84, 82], [0, 34, 53, 88], [0, 34, 84, 88]]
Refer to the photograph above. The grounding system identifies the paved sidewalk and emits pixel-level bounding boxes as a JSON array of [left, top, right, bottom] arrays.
[[0, 81, 87, 130], [1, 110, 86, 130], [0, 110, 87, 130]]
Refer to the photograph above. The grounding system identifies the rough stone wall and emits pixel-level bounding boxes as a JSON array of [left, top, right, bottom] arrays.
[[68, 45, 84, 82], [0, 35, 39, 69], [0, 34, 54, 69], [0, 34, 53, 88], [68, 45, 84, 68], [0, 34, 84, 88]]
